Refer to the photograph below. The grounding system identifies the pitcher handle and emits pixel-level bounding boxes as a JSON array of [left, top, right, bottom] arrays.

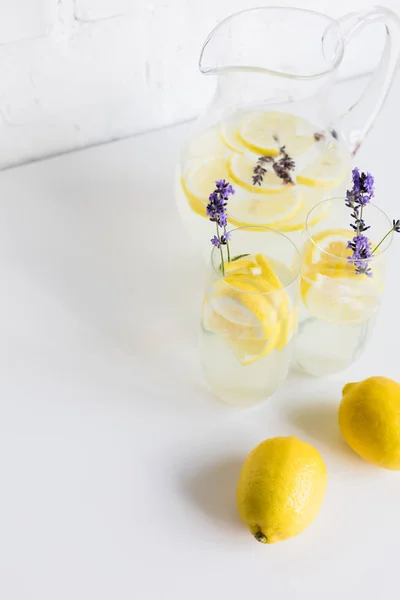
[[337, 6, 400, 155]]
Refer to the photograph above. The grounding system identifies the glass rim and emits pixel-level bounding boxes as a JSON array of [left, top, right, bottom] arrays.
[[210, 225, 301, 295], [199, 6, 344, 80], [305, 197, 393, 262]]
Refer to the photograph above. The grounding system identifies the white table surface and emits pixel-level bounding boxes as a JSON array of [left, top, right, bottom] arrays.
[[1, 76, 400, 600]]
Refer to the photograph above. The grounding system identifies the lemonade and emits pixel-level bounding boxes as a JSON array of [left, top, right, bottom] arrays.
[[176, 111, 351, 253], [200, 230, 300, 407], [294, 199, 392, 377]]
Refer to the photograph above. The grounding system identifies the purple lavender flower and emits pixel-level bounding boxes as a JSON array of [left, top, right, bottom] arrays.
[[220, 231, 231, 245], [211, 235, 220, 249], [351, 167, 361, 195], [253, 143, 295, 186], [346, 169, 400, 276], [346, 168, 374, 208], [346, 170, 374, 275], [347, 234, 373, 277], [363, 172, 374, 199], [207, 179, 235, 273], [218, 212, 228, 228], [252, 156, 274, 186], [273, 146, 295, 185]]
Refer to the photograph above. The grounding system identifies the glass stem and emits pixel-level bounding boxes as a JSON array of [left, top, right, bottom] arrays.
[[217, 223, 225, 275], [372, 227, 394, 254], [224, 226, 231, 262]]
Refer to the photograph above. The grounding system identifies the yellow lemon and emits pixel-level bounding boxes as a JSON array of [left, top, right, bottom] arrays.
[[237, 436, 327, 544], [339, 377, 400, 469]]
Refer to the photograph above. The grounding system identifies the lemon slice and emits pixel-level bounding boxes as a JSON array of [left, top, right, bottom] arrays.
[[254, 253, 284, 290], [297, 145, 348, 187], [238, 112, 314, 157], [224, 256, 257, 275], [203, 276, 280, 365], [228, 186, 302, 227], [186, 129, 228, 161], [220, 120, 247, 154], [303, 229, 354, 266], [181, 156, 229, 217], [301, 229, 356, 298], [224, 254, 295, 351], [301, 273, 380, 324], [254, 254, 293, 350], [269, 187, 332, 232], [227, 153, 292, 194]]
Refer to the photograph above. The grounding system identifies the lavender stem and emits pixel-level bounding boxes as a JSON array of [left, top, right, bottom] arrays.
[[372, 227, 394, 255], [224, 226, 231, 262], [358, 205, 363, 235], [216, 222, 225, 275]]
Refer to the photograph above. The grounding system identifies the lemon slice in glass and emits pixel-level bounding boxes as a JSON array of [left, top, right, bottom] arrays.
[[254, 254, 294, 350], [301, 273, 380, 324], [203, 275, 280, 365], [238, 111, 314, 156], [303, 229, 354, 266], [301, 228, 382, 322]]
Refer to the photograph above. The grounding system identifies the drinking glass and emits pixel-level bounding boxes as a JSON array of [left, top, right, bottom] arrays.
[[294, 198, 392, 376], [200, 226, 300, 407]]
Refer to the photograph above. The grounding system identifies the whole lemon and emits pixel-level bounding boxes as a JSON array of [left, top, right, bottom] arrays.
[[236, 436, 327, 544], [339, 376, 400, 469]]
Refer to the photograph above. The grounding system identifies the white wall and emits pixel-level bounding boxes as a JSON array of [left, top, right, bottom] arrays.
[[0, 0, 399, 169]]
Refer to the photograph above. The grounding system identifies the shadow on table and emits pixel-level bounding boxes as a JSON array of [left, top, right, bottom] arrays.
[[180, 457, 244, 531], [286, 400, 369, 467]]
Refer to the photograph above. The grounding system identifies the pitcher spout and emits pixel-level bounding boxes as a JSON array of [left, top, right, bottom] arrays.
[[199, 7, 344, 78]]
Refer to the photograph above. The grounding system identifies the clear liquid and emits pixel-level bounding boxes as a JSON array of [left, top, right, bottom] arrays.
[[295, 305, 377, 377], [200, 256, 297, 407], [294, 273, 380, 377], [176, 111, 351, 254], [200, 329, 294, 407]]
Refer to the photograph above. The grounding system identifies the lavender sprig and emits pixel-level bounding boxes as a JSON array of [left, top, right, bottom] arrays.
[[252, 140, 295, 187], [346, 168, 399, 276], [273, 145, 295, 185], [206, 179, 235, 274], [252, 155, 274, 186]]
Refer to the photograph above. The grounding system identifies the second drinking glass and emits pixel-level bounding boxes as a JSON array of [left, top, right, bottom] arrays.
[[295, 198, 392, 376]]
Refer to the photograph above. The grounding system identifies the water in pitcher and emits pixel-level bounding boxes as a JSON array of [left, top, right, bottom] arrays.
[[175, 7, 400, 251], [176, 110, 351, 251]]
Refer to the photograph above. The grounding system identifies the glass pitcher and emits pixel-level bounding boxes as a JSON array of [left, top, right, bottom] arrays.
[[175, 6, 400, 253]]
